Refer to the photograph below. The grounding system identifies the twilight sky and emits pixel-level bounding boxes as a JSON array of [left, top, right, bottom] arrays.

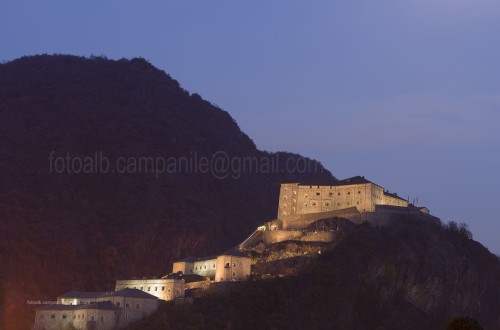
[[1, 0, 499, 253]]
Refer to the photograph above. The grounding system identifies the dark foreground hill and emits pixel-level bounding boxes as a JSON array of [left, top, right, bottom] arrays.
[[126, 219, 500, 330], [0, 55, 335, 329]]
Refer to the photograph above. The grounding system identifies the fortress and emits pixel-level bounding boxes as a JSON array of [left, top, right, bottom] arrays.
[[32, 176, 436, 329], [275, 176, 431, 230]]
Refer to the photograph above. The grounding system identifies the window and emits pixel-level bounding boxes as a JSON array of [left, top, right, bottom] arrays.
[[357, 201, 359, 204], [329, 192, 333, 196], [136, 304, 141, 309], [232, 263, 236, 267], [51, 315, 55, 319], [101, 316, 104, 321], [140, 287, 143, 290], [62, 315, 67, 319], [304, 203, 308, 207], [91, 316, 95, 321], [233, 272, 236, 276], [358, 191, 361, 194], [213, 264, 216, 268], [316, 192, 320, 196], [161, 286, 165, 291], [155, 287, 158, 291], [204, 265, 206, 269], [148, 287, 151, 291], [338, 193, 340, 196], [347, 192, 351, 195], [126, 303, 130, 308], [312, 202, 316, 206]]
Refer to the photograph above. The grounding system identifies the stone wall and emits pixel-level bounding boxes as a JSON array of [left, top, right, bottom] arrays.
[[262, 230, 302, 244], [282, 207, 361, 230], [114, 278, 185, 301]]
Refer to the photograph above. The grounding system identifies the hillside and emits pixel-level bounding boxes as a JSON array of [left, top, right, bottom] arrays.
[[126, 218, 500, 330], [0, 55, 336, 330]]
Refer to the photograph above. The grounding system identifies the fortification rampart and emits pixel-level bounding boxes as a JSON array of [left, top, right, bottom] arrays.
[[282, 207, 361, 230]]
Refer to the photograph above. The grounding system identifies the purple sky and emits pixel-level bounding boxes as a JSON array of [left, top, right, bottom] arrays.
[[2, 0, 499, 253]]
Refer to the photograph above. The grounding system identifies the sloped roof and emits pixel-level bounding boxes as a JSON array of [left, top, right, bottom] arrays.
[[383, 191, 408, 202], [58, 291, 107, 299], [334, 176, 375, 186], [39, 301, 119, 311], [109, 288, 158, 299], [220, 248, 249, 258], [297, 176, 378, 187], [175, 255, 217, 263]]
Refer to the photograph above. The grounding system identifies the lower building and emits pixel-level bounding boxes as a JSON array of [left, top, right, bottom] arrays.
[[172, 249, 251, 282], [114, 277, 185, 301], [32, 288, 158, 330]]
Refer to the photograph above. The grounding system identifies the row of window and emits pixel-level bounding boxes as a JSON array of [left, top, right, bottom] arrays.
[[194, 264, 216, 271], [304, 201, 361, 207], [132, 286, 168, 293], [193, 263, 237, 271], [41, 314, 105, 322]]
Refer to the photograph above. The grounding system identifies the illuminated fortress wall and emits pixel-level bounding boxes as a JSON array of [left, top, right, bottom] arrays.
[[277, 176, 409, 230]]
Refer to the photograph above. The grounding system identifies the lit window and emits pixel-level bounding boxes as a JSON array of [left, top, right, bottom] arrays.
[[232, 263, 236, 267]]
